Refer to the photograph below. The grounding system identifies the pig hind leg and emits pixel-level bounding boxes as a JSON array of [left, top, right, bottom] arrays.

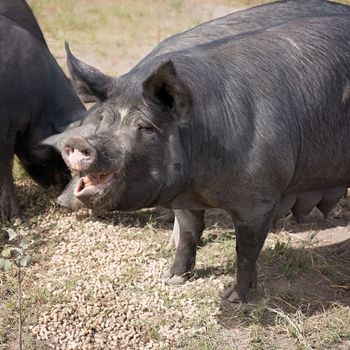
[[163, 209, 204, 284], [273, 194, 296, 227], [224, 204, 276, 302], [291, 192, 323, 222], [317, 186, 347, 219]]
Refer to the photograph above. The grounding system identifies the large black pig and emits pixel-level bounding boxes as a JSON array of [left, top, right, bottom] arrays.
[[0, 0, 86, 220], [48, 7, 350, 301], [54, 0, 350, 247]]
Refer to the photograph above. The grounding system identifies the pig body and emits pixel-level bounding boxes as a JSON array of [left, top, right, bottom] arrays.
[[0, 0, 85, 220], [56, 0, 350, 229], [48, 2, 350, 301]]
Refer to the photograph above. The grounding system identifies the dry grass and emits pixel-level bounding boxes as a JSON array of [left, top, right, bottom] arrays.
[[27, 0, 271, 75], [2, 0, 350, 349]]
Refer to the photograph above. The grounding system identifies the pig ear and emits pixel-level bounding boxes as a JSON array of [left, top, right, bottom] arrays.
[[142, 60, 192, 123], [41, 123, 97, 152], [65, 42, 114, 103], [41, 133, 67, 152]]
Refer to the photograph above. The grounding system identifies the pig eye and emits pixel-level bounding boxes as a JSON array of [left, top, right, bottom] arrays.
[[99, 111, 108, 121], [138, 124, 155, 134]]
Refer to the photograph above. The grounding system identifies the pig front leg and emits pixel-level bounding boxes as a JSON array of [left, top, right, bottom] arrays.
[[163, 209, 204, 284], [0, 146, 20, 220], [224, 205, 275, 302]]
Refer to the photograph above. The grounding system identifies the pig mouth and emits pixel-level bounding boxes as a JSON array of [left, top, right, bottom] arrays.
[[74, 172, 116, 197]]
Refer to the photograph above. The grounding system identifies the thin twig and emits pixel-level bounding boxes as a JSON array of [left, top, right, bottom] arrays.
[[17, 264, 22, 350]]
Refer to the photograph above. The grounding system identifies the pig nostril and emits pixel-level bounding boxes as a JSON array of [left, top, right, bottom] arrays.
[[63, 146, 73, 156], [81, 149, 91, 157]]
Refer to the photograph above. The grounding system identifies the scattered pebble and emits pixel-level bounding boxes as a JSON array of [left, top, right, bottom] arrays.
[[18, 180, 222, 349]]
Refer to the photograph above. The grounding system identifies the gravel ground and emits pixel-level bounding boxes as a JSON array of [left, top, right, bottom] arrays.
[[12, 180, 227, 349], [29, 214, 220, 349]]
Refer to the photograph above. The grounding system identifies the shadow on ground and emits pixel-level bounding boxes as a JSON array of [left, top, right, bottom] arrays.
[[215, 237, 350, 329]]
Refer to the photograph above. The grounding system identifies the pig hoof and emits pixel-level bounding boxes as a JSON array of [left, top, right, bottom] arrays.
[[166, 274, 188, 285], [0, 202, 20, 222], [162, 270, 189, 284], [222, 286, 243, 303], [227, 291, 242, 303]]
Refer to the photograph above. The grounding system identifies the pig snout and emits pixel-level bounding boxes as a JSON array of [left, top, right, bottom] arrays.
[[62, 137, 97, 172]]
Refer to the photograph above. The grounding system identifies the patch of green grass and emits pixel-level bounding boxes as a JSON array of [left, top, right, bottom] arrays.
[[1, 295, 17, 346], [155, 242, 174, 259], [313, 252, 350, 291], [249, 324, 281, 350], [119, 265, 142, 284], [145, 323, 162, 343], [196, 231, 236, 280], [64, 275, 81, 290], [180, 323, 239, 350], [21, 337, 48, 350], [308, 306, 350, 348], [0, 271, 41, 348], [91, 241, 108, 251], [266, 239, 310, 281], [220, 297, 278, 328]]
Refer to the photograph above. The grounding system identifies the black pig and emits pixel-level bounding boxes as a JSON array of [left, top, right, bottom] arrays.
[[0, 0, 86, 220], [47, 4, 350, 301]]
